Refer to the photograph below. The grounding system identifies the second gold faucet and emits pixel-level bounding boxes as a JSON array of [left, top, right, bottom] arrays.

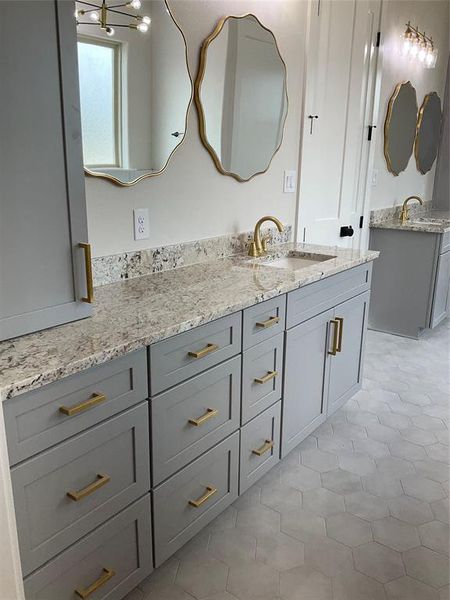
[[248, 216, 284, 258]]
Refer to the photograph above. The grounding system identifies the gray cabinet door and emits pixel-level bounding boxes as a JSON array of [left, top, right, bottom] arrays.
[[430, 250, 450, 328], [327, 292, 369, 416], [0, 1, 91, 341], [281, 309, 333, 458]]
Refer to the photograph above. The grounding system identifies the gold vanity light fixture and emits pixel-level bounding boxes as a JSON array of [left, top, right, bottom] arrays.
[[75, 0, 151, 37], [400, 22, 438, 68]]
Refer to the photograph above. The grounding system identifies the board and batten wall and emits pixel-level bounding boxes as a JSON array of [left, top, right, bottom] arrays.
[[370, 0, 449, 211], [85, 0, 307, 258]]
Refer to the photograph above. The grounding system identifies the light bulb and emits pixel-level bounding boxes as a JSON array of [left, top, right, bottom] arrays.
[[142, 15, 151, 25], [128, 0, 141, 9], [137, 21, 148, 33], [409, 37, 419, 58], [106, 26, 115, 36], [400, 27, 413, 56], [418, 41, 427, 62], [89, 10, 100, 21], [74, 9, 85, 18]]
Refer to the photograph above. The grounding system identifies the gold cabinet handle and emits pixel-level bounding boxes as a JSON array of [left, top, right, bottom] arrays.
[[59, 392, 106, 417], [75, 567, 116, 599], [336, 317, 344, 352], [328, 319, 339, 356], [252, 439, 274, 456], [67, 473, 111, 502], [189, 408, 218, 426], [189, 485, 218, 508], [188, 343, 219, 359], [255, 316, 280, 329], [79, 243, 94, 304], [254, 370, 278, 385]]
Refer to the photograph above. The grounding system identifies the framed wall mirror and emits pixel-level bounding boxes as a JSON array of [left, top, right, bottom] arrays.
[[76, 0, 192, 186], [195, 14, 288, 182], [384, 81, 418, 176], [415, 92, 442, 174]]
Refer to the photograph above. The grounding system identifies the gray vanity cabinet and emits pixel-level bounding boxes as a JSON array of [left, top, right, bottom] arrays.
[[282, 310, 333, 457], [430, 247, 450, 328], [327, 292, 370, 416], [0, 0, 91, 341]]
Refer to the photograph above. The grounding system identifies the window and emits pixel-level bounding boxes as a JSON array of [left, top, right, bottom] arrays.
[[77, 38, 121, 167]]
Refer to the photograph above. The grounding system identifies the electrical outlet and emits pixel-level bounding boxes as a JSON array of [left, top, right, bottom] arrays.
[[283, 170, 297, 193], [133, 208, 150, 240]]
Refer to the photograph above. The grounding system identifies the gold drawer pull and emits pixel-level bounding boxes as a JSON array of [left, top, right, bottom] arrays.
[[188, 343, 219, 359], [59, 392, 107, 417], [189, 485, 218, 508], [252, 439, 274, 456], [256, 316, 280, 329], [189, 407, 218, 426], [67, 473, 111, 502], [254, 370, 278, 385], [75, 567, 116, 599], [336, 317, 344, 352], [328, 319, 339, 356], [79, 242, 94, 304]]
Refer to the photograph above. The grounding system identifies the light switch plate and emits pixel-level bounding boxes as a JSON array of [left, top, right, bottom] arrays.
[[283, 170, 297, 193], [134, 208, 150, 240], [371, 169, 378, 186]]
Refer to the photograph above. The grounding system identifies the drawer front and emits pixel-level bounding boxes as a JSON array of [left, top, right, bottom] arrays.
[[243, 295, 286, 349], [440, 231, 450, 254], [242, 333, 283, 424], [24, 495, 152, 600], [4, 349, 147, 466], [150, 313, 242, 395], [152, 357, 241, 485], [287, 263, 372, 329], [240, 401, 281, 494], [13, 403, 150, 576], [153, 431, 239, 566]]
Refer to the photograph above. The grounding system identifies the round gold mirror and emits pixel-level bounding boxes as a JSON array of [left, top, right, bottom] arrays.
[[415, 92, 442, 174], [76, 0, 192, 186], [384, 81, 418, 176], [195, 14, 288, 182]]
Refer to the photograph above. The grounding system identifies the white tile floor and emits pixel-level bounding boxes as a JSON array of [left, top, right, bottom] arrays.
[[127, 319, 450, 600]]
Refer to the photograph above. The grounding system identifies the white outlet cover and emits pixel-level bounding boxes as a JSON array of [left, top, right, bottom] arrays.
[[283, 170, 297, 193], [134, 208, 150, 240]]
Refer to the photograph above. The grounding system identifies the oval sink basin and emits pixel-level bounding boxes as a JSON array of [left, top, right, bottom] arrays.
[[257, 252, 336, 271]]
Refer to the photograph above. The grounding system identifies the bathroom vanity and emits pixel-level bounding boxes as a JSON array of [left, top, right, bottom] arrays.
[[369, 211, 450, 338], [0, 245, 377, 600]]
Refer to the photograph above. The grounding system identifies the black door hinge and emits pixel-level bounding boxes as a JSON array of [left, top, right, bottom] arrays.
[[359, 216, 364, 229], [368, 125, 377, 141], [376, 31, 381, 47]]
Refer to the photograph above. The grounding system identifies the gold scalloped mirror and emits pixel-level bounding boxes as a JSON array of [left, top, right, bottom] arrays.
[[76, 0, 192, 186], [384, 81, 418, 176], [415, 92, 442, 174], [195, 14, 288, 182]]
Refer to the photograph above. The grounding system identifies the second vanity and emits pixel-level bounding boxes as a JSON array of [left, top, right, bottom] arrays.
[[0, 243, 377, 600]]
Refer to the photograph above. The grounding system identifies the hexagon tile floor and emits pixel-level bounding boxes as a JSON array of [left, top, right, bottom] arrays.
[[126, 319, 450, 600]]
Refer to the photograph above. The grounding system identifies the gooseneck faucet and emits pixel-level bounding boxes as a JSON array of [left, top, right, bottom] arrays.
[[399, 195, 423, 225], [248, 216, 284, 258]]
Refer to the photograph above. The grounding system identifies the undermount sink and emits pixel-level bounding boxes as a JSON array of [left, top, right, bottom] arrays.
[[257, 251, 336, 270]]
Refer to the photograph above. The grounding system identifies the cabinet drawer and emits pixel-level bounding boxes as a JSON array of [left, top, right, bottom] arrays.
[[242, 333, 283, 424], [23, 495, 152, 600], [153, 432, 239, 566], [243, 295, 286, 349], [12, 403, 150, 576], [152, 357, 240, 485], [287, 263, 372, 329], [150, 313, 241, 395], [4, 349, 147, 465], [240, 402, 281, 494]]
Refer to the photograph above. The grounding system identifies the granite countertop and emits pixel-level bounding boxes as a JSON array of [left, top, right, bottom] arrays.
[[370, 210, 450, 234], [0, 243, 378, 402]]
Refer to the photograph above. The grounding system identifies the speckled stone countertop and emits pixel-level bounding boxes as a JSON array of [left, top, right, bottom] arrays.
[[0, 243, 378, 402], [370, 209, 450, 234]]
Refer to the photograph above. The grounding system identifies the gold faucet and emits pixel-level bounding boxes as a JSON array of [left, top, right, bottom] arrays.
[[248, 216, 284, 257], [399, 195, 423, 225]]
